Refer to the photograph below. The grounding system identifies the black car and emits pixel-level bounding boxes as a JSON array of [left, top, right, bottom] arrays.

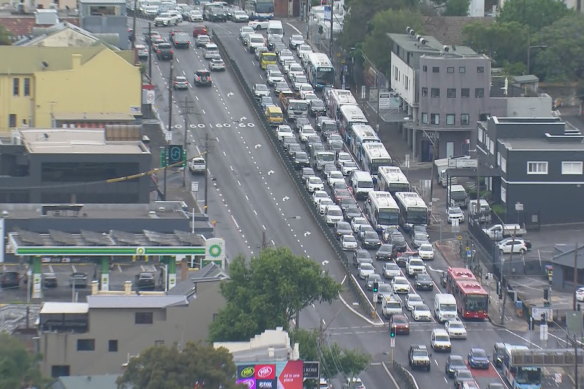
[[155, 42, 174, 60], [135, 272, 156, 291], [343, 206, 361, 221], [415, 272, 434, 291], [396, 252, 414, 267], [43, 272, 58, 288], [352, 249, 372, 268], [376, 244, 394, 261], [171, 31, 191, 48], [445, 354, 466, 378], [293, 151, 310, 169], [361, 231, 381, 250], [0, 271, 20, 289], [309, 99, 327, 116], [388, 231, 407, 252]]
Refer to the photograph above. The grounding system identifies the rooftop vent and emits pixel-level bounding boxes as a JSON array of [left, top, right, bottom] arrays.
[[443, 45, 450, 52]]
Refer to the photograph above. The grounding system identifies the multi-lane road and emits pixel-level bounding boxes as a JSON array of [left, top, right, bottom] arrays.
[[138, 17, 568, 389]]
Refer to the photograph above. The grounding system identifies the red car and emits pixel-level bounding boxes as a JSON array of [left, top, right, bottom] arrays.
[[192, 25, 208, 38], [389, 313, 410, 335]]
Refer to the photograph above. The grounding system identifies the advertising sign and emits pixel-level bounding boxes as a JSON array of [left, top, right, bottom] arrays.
[[255, 364, 276, 380], [278, 360, 303, 389], [302, 362, 319, 379], [236, 378, 256, 388], [256, 379, 277, 388]]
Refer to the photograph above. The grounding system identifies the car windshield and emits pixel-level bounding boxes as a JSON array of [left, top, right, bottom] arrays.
[[416, 305, 429, 311], [255, 84, 268, 91], [413, 350, 427, 357], [457, 370, 473, 379], [409, 296, 422, 303], [361, 264, 374, 270], [395, 278, 408, 285], [385, 263, 399, 270], [449, 322, 464, 329], [449, 207, 462, 214], [410, 259, 424, 266], [472, 349, 487, 358], [328, 209, 342, 216], [420, 244, 432, 251], [379, 284, 392, 292], [344, 236, 356, 243], [436, 335, 450, 342]]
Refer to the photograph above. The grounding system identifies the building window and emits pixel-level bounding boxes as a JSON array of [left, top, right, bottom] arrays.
[[446, 114, 455, 125], [489, 140, 495, 154], [461, 88, 470, 98], [421, 113, 428, 124], [461, 114, 470, 125], [77, 339, 95, 351], [527, 161, 548, 175], [459, 66, 466, 73], [562, 161, 583, 175], [500, 185, 506, 203], [404, 75, 409, 90], [447, 67, 454, 73], [108, 340, 118, 352], [431, 88, 440, 97], [477, 66, 485, 73], [421, 87, 428, 97], [432, 66, 440, 73], [430, 113, 440, 125], [478, 127, 484, 143], [13, 78, 19, 96], [475, 88, 484, 98], [8, 114, 17, 128], [422, 65, 427, 72], [447, 88, 456, 98], [24, 78, 31, 96], [135, 312, 153, 324], [501, 156, 507, 173]]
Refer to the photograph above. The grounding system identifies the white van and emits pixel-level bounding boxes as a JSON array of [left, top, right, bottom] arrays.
[[350, 170, 374, 200], [381, 295, 403, 318], [434, 293, 458, 323], [203, 43, 219, 59], [267, 20, 283, 38]]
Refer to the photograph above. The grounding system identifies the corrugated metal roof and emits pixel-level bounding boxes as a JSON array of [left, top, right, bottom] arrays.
[[87, 294, 188, 309]]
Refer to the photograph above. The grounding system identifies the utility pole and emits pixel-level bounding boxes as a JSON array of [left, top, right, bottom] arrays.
[[131, 0, 138, 49], [574, 243, 580, 311], [180, 96, 197, 188], [204, 133, 209, 213], [168, 59, 174, 132], [148, 22, 152, 81], [500, 228, 517, 325], [328, 2, 333, 59]]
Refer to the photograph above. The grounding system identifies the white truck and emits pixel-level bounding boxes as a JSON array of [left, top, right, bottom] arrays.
[[483, 223, 526, 240], [434, 158, 456, 188], [468, 199, 492, 223], [434, 293, 457, 323], [448, 184, 468, 208]]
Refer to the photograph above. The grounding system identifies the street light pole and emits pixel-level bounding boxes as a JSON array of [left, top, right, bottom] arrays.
[[131, 0, 138, 49]]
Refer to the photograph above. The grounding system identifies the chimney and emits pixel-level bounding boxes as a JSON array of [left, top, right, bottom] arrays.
[[91, 280, 99, 295], [72, 54, 82, 69], [124, 280, 133, 294]]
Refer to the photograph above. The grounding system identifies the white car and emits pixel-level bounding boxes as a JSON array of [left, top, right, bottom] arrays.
[[299, 125, 316, 142], [405, 293, 424, 311], [239, 26, 254, 43], [267, 70, 285, 86], [391, 276, 410, 294], [288, 34, 304, 49], [412, 304, 432, 321], [358, 263, 375, 279], [325, 205, 344, 226], [306, 176, 324, 193], [312, 190, 329, 204], [341, 234, 358, 251], [318, 198, 335, 215], [248, 20, 269, 30], [189, 10, 203, 21], [351, 217, 369, 233], [383, 262, 401, 279], [341, 161, 359, 176], [336, 152, 352, 167], [297, 44, 312, 57], [406, 257, 426, 277], [498, 238, 528, 254], [232, 10, 249, 22], [276, 125, 293, 141], [154, 11, 181, 26], [577, 287, 584, 302], [327, 170, 346, 188], [418, 243, 434, 260], [285, 63, 304, 76], [188, 157, 206, 174], [445, 319, 468, 339], [447, 206, 465, 224], [431, 328, 452, 352]]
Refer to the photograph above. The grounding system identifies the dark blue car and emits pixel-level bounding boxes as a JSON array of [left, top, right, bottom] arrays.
[[467, 348, 490, 369]]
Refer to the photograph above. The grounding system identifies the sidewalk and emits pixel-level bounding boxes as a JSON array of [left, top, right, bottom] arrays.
[[435, 239, 528, 332]]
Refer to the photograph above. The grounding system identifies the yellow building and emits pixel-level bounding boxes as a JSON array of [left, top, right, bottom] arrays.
[[0, 45, 140, 133]]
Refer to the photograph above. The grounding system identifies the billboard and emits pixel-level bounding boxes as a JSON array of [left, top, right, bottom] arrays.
[[236, 361, 303, 389]]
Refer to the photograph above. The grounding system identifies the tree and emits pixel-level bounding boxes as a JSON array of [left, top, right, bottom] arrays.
[[0, 333, 45, 389], [444, 0, 470, 16], [498, 0, 572, 32], [362, 8, 424, 72], [531, 15, 584, 81], [463, 21, 528, 66], [340, 0, 419, 50], [291, 329, 370, 381], [117, 342, 243, 389], [209, 248, 342, 341], [0, 25, 10, 45]]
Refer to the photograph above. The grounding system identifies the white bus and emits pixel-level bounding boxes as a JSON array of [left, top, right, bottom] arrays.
[[326, 88, 357, 120], [394, 191, 428, 229], [361, 142, 392, 177], [377, 166, 410, 194], [338, 104, 367, 141], [348, 123, 380, 161], [366, 191, 400, 232], [306, 52, 335, 90]]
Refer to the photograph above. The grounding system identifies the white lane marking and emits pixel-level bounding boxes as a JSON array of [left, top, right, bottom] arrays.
[[231, 215, 239, 230], [504, 329, 543, 349], [286, 22, 302, 35]]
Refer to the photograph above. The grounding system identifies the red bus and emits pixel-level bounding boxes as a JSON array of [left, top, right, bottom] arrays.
[[445, 267, 489, 320]]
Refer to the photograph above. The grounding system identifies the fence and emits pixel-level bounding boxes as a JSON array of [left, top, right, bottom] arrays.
[[213, 30, 380, 321]]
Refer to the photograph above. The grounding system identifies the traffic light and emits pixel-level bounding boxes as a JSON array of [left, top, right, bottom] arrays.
[[373, 281, 379, 293], [390, 327, 396, 338]]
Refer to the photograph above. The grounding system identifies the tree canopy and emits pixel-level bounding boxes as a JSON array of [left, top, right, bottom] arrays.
[[444, 0, 470, 16], [531, 15, 584, 81], [463, 21, 528, 66], [117, 342, 243, 389], [0, 25, 10, 45], [497, 0, 572, 32], [209, 248, 342, 341], [0, 333, 45, 389], [292, 329, 370, 380], [362, 8, 425, 73]]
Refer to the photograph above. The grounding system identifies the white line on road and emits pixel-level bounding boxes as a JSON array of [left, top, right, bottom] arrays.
[[253, 209, 258, 216], [262, 224, 266, 231], [270, 240, 275, 245], [285, 22, 302, 35], [231, 215, 239, 230], [504, 329, 543, 349], [381, 361, 401, 389]]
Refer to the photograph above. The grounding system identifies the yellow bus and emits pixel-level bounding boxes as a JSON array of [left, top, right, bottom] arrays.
[[265, 106, 284, 126], [259, 52, 277, 70]]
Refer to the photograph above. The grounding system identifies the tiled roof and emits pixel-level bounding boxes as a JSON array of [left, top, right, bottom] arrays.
[[0, 15, 78, 39]]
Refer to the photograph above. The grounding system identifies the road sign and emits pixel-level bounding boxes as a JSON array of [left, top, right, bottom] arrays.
[[379, 90, 391, 110], [566, 310, 584, 333], [165, 131, 172, 142], [191, 182, 199, 193], [540, 323, 548, 341], [466, 249, 472, 258], [303, 361, 319, 379], [167, 145, 183, 164], [457, 235, 463, 240], [448, 158, 478, 168], [390, 337, 395, 348]]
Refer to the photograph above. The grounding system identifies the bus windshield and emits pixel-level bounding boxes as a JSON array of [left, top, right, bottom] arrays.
[[516, 367, 541, 384], [465, 294, 488, 311], [378, 210, 399, 225], [407, 207, 427, 224], [317, 67, 335, 86], [289, 101, 308, 111]]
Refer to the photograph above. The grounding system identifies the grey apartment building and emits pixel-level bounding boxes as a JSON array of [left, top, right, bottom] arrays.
[[477, 116, 584, 224], [388, 32, 491, 161]]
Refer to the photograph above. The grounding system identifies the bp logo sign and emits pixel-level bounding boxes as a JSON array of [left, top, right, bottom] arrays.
[[136, 247, 145, 255], [209, 244, 221, 258]]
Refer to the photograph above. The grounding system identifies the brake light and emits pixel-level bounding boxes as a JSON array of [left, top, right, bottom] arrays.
[[170, 50, 174, 55]]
